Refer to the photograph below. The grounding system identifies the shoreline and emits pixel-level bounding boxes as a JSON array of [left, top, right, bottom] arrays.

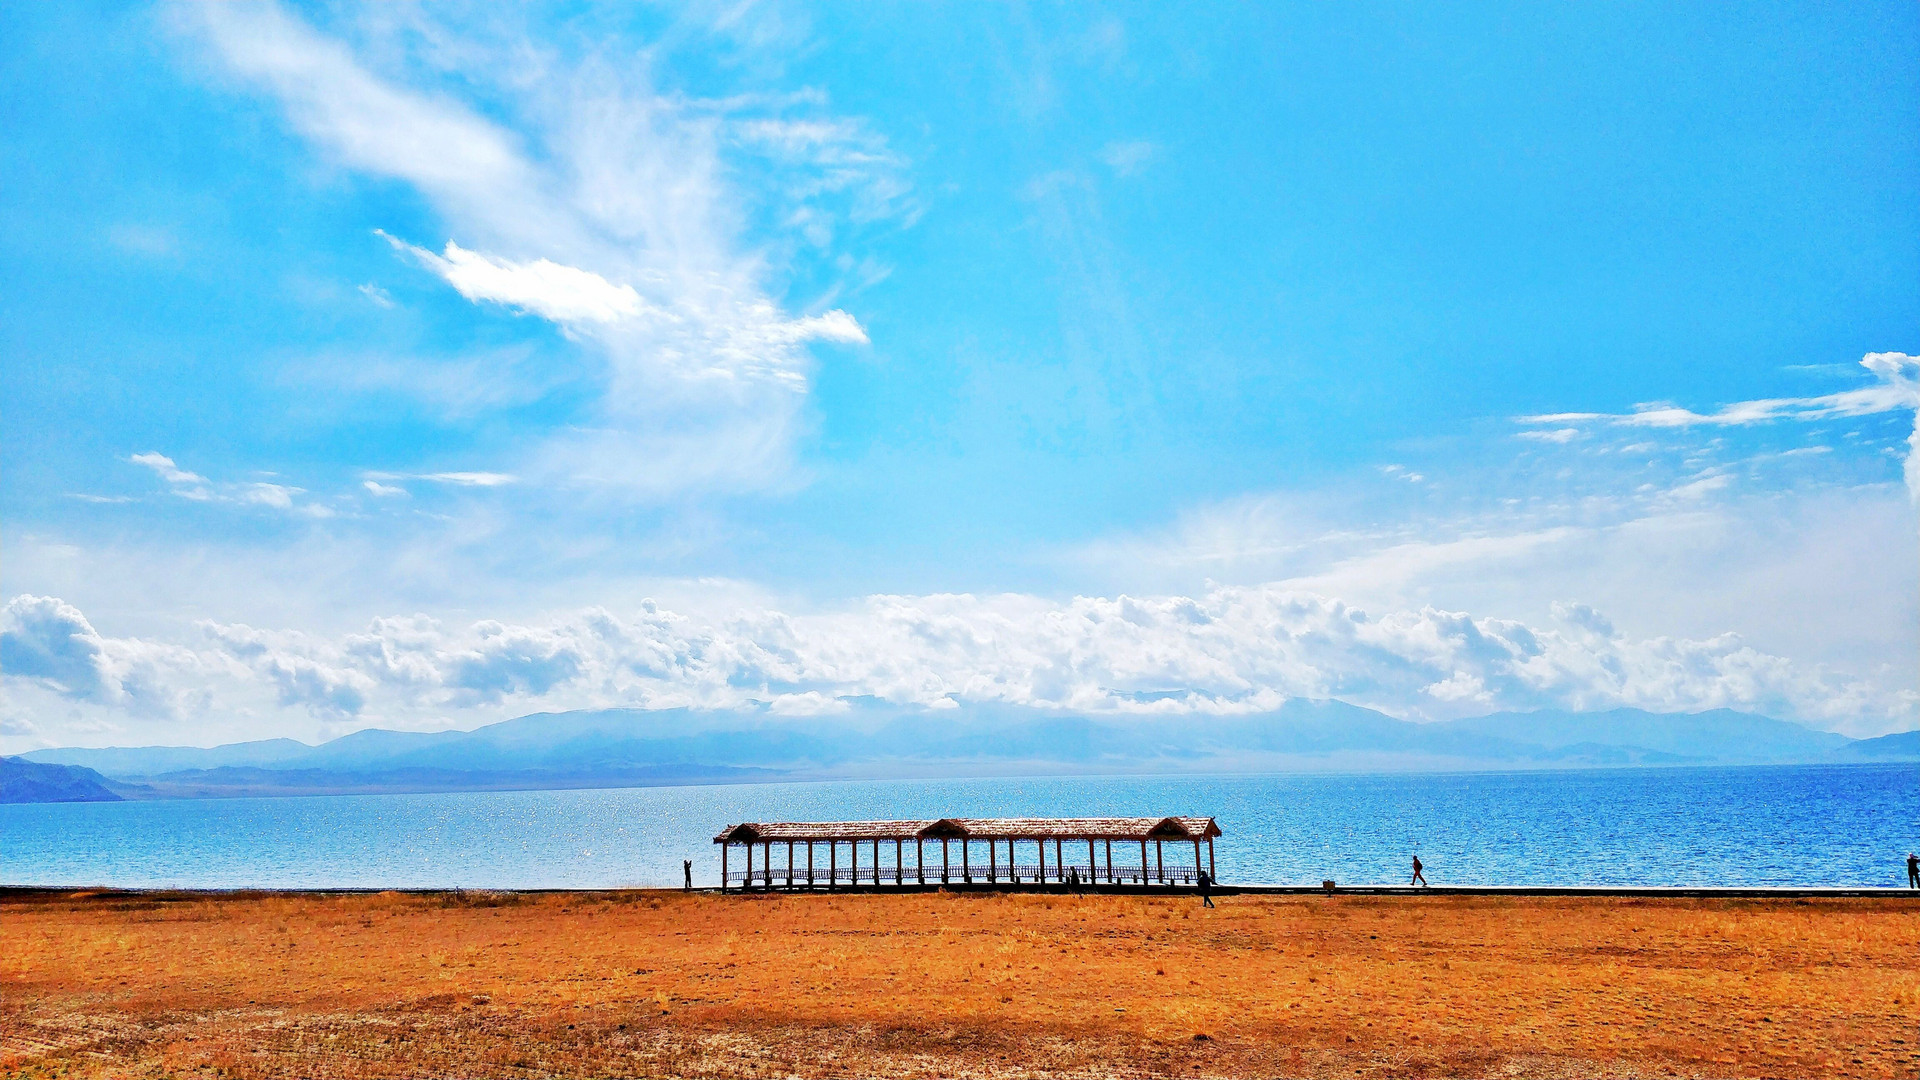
[[3, 882, 1915, 899]]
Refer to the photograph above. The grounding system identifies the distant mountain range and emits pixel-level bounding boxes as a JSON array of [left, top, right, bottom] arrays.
[[1, 756, 124, 803], [11, 699, 1914, 803]]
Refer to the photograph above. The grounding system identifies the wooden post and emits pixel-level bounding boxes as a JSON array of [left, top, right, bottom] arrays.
[[1209, 838, 1216, 881], [1104, 839, 1113, 883], [962, 839, 971, 882], [721, 844, 729, 892], [1155, 840, 1165, 885], [895, 838, 904, 884], [988, 838, 997, 882], [806, 841, 815, 889], [1087, 839, 1095, 883], [917, 838, 925, 885], [787, 840, 795, 889], [829, 840, 837, 891], [745, 841, 754, 891], [1140, 839, 1148, 884], [851, 836, 860, 887], [1038, 837, 1047, 883], [1193, 838, 1203, 883], [872, 839, 879, 886], [767, 842, 776, 891], [1055, 838, 1064, 881], [940, 838, 950, 883]]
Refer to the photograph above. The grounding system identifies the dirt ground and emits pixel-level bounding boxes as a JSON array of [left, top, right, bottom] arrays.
[[1, 888, 1915, 1079]]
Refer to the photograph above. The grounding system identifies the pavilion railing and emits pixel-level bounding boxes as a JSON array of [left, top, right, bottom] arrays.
[[724, 864, 1204, 888]]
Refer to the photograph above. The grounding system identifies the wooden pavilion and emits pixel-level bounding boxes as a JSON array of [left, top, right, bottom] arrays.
[[713, 816, 1221, 891]]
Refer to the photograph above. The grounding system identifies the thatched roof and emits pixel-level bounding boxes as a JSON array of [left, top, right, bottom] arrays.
[[713, 816, 1221, 843]]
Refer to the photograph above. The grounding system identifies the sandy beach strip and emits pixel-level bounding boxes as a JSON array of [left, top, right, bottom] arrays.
[[2, 888, 1915, 1078]]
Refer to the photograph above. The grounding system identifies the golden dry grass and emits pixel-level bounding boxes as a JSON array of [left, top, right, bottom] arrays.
[[1, 889, 1915, 1079]]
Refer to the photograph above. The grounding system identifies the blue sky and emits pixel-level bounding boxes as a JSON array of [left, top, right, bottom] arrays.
[[3, 1, 1917, 751]]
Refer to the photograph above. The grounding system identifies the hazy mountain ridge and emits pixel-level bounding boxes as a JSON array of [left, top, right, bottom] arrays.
[[1, 756, 127, 803], [16, 700, 1911, 802]]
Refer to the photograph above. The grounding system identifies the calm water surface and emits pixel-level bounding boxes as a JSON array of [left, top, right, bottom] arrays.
[[2, 763, 1915, 889]]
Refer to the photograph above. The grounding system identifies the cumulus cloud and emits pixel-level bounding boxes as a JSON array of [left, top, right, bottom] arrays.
[[7, 586, 1910, 747], [1, 595, 202, 718]]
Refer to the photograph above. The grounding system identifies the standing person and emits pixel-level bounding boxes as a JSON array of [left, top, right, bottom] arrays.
[[1907, 852, 1918, 890], [683, 859, 694, 892], [1196, 868, 1215, 908], [1410, 854, 1428, 888]]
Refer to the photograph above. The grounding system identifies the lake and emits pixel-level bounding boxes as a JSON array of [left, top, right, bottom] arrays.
[[2, 762, 1915, 889]]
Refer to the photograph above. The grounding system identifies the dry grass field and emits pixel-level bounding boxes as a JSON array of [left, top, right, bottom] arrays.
[[1, 888, 1915, 1079]]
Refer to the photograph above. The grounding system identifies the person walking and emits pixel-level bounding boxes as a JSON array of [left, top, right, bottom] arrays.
[[1907, 852, 1918, 890], [1410, 854, 1428, 888], [1196, 868, 1216, 908], [683, 859, 694, 892]]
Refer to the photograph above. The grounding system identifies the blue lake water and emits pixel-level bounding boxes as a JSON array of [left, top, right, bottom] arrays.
[[2, 763, 1916, 889]]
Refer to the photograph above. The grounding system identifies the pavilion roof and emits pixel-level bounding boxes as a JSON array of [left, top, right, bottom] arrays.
[[713, 816, 1221, 843]]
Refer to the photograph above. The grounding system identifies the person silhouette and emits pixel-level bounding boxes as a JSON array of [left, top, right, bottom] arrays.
[[1196, 869, 1215, 908], [683, 859, 694, 892], [1410, 854, 1428, 888], [1907, 852, 1918, 890]]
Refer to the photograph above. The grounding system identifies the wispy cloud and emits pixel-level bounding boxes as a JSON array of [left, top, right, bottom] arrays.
[[1516, 427, 1581, 444], [421, 472, 515, 487], [1099, 139, 1157, 177], [1518, 352, 1920, 502], [1520, 353, 1918, 429], [131, 452, 326, 516], [131, 452, 208, 489], [182, 0, 897, 498]]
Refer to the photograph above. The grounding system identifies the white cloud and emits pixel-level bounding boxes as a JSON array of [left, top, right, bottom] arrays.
[[1, 595, 205, 719], [783, 309, 869, 345], [240, 482, 299, 509], [183, 1, 901, 498], [129, 452, 321, 515], [1099, 139, 1157, 177], [182, 2, 538, 222], [421, 471, 516, 487], [1519, 353, 1920, 503], [357, 282, 394, 308], [1517, 427, 1581, 444], [362, 480, 406, 497], [6, 582, 1911, 752], [382, 234, 644, 326], [131, 452, 208, 488], [1067, 454, 1917, 706]]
